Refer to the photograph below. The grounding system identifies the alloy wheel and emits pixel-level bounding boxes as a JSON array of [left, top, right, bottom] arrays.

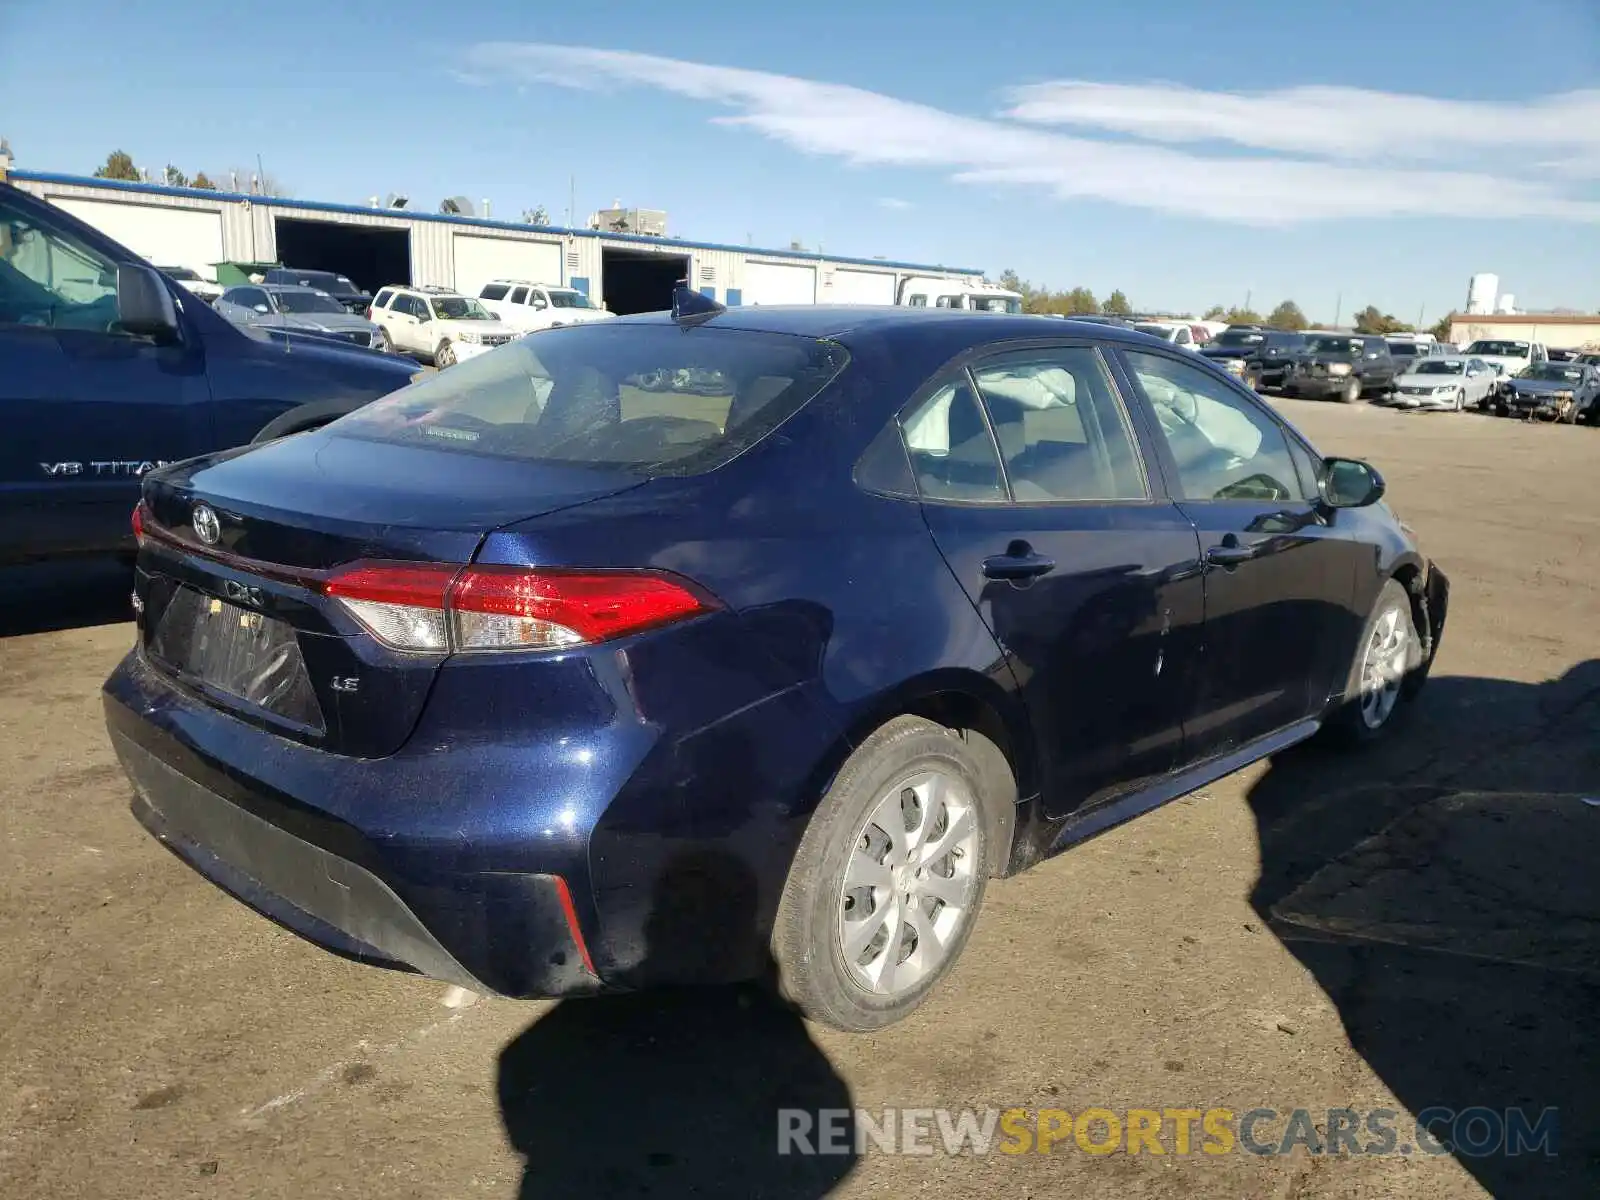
[[837, 770, 979, 998], [1358, 607, 1409, 729]]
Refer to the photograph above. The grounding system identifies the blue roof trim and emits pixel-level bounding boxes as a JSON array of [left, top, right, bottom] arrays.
[[10, 170, 984, 276]]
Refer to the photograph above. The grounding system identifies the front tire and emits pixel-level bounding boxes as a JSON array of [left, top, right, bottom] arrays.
[[1453, 389, 1464, 411], [771, 717, 1004, 1032], [1339, 377, 1362, 404], [435, 340, 456, 368], [1329, 580, 1422, 744]]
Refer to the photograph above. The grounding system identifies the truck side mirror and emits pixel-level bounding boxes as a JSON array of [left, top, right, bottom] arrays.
[[116, 264, 180, 343]]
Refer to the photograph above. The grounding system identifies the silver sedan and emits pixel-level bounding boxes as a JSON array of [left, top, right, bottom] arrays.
[[1387, 357, 1498, 411], [214, 284, 387, 351]]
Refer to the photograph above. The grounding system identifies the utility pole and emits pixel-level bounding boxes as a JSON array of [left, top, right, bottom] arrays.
[[1417, 303, 1426, 330], [256, 153, 266, 196], [568, 175, 575, 228], [1333, 291, 1343, 329], [1244, 289, 1252, 315]]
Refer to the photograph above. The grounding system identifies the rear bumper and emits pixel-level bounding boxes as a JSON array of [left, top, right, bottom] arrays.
[[103, 656, 602, 998]]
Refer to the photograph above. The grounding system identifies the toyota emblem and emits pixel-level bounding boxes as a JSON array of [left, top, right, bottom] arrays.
[[192, 503, 221, 546]]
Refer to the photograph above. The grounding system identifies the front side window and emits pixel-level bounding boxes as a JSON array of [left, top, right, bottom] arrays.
[[0, 197, 122, 333], [1124, 350, 1299, 503], [429, 296, 494, 321], [332, 323, 848, 477], [969, 348, 1145, 502], [898, 378, 1006, 503], [905, 294, 928, 307]]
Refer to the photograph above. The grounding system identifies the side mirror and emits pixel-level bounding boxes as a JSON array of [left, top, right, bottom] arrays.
[[253, 304, 271, 314], [115, 264, 180, 342], [532, 298, 548, 310], [1320, 457, 1386, 509]]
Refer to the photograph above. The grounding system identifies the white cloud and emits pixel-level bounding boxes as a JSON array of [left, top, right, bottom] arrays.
[[459, 43, 1600, 226], [1003, 82, 1600, 172], [877, 197, 912, 210]]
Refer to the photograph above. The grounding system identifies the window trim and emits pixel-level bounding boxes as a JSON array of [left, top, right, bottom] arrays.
[[1111, 343, 1312, 509]]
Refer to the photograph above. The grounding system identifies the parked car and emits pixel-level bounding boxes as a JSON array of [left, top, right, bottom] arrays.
[[1388, 356, 1497, 411], [1545, 347, 1579, 363], [1198, 327, 1306, 389], [1495, 361, 1600, 423], [1461, 338, 1547, 379], [262, 267, 372, 315], [369, 285, 518, 366], [215, 284, 386, 351], [0, 181, 418, 567], [1132, 320, 1201, 350], [104, 298, 1448, 1031], [157, 266, 223, 305], [478, 280, 615, 332], [1281, 334, 1397, 402], [1385, 337, 1439, 373]]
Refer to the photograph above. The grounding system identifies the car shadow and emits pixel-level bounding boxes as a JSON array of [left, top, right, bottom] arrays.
[[0, 558, 134, 638], [497, 848, 856, 1198], [1246, 661, 1600, 1195]]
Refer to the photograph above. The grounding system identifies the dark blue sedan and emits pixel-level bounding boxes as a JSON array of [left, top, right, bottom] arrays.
[[103, 297, 1449, 1031]]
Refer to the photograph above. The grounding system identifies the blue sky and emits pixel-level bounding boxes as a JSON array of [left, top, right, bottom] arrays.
[[4, 0, 1600, 321]]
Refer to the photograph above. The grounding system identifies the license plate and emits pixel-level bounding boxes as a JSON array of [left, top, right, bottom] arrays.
[[150, 587, 324, 730]]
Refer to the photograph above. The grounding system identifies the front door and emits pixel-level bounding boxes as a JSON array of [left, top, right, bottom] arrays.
[[0, 192, 210, 559], [905, 344, 1206, 819], [1117, 347, 1357, 760]]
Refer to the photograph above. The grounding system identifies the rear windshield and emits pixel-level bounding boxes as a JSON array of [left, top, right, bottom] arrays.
[[1213, 331, 1265, 347], [1415, 360, 1464, 375], [331, 323, 849, 476]]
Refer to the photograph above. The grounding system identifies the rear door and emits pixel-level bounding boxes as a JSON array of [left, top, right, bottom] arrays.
[[1116, 348, 1358, 758], [0, 189, 210, 558], [903, 342, 1206, 819]]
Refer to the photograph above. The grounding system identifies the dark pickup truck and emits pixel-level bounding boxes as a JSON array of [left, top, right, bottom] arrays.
[[1, 182, 418, 566], [1198, 326, 1306, 390], [1280, 334, 1398, 403]]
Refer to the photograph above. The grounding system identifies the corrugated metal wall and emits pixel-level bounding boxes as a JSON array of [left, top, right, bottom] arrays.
[[13, 175, 979, 305]]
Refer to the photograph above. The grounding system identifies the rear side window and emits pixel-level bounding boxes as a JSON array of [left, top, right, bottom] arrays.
[[510, 286, 529, 304], [898, 379, 1006, 503], [374, 288, 394, 308], [480, 283, 509, 301], [970, 348, 1146, 501], [332, 324, 849, 476]]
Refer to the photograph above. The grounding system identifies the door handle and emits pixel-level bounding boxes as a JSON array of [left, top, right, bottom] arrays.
[[982, 546, 1056, 581], [1205, 536, 1257, 567]]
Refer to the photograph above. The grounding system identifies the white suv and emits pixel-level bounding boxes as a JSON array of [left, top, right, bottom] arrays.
[[370, 286, 518, 366], [477, 281, 614, 332]]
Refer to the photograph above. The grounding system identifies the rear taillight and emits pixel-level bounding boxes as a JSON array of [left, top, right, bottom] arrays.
[[364, 306, 373, 319], [131, 502, 147, 548], [322, 562, 713, 653]]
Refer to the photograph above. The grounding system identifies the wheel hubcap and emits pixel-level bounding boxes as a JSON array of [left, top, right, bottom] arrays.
[[837, 770, 979, 997], [1358, 607, 1409, 729]]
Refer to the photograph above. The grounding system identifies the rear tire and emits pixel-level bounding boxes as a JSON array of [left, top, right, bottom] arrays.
[[771, 716, 1006, 1032], [1328, 580, 1422, 745]]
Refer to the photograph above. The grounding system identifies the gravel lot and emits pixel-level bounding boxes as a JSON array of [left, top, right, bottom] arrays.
[[1, 399, 1596, 1199]]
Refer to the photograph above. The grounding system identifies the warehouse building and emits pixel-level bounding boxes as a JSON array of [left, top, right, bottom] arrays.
[[8, 170, 983, 314], [1449, 313, 1600, 352]]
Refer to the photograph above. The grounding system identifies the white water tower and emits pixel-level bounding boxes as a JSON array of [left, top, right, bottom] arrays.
[[1497, 295, 1516, 315], [1466, 273, 1499, 315]]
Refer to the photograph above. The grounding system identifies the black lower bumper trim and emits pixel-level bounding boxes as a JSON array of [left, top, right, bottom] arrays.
[[114, 731, 489, 991]]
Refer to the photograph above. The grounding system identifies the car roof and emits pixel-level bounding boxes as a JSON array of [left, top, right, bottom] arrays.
[[613, 305, 1157, 342], [256, 283, 327, 295]]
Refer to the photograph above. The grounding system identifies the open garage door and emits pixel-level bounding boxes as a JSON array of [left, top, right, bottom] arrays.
[[600, 247, 689, 316], [453, 234, 563, 297], [742, 261, 816, 306], [829, 268, 897, 306], [51, 198, 224, 280], [273, 217, 410, 298]]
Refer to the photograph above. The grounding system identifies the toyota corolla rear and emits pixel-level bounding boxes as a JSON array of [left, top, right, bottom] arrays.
[[103, 319, 852, 996]]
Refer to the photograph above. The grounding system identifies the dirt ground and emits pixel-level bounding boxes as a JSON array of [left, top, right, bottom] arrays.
[[1, 399, 1596, 1199]]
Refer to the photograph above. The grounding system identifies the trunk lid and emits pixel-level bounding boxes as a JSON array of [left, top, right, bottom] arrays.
[[136, 430, 643, 757]]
